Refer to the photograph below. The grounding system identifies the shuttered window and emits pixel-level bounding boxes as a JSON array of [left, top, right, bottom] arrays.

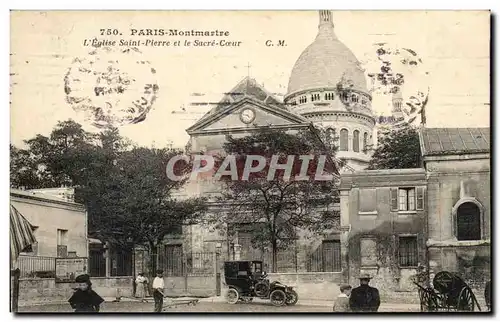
[[416, 187, 425, 210], [390, 188, 399, 211]]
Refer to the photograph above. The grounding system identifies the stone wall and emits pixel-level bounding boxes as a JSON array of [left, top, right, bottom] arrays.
[[266, 272, 342, 301], [17, 277, 133, 306], [164, 275, 217, 297]]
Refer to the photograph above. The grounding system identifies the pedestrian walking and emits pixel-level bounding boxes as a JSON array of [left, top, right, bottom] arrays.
[[68, 274, 105, 313], [333, 284, 352, 312], [135, 272, 149, 303], [349, 273, 380, 312], [152, 270, 165, 312]]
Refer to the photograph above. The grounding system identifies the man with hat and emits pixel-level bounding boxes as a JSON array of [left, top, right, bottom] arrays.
[[152, 270, 165, 312], [349, 273, 380, 312], [68, 274, 104, 312]]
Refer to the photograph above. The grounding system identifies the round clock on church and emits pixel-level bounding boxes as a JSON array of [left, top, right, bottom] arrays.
[[239, 108, 256, 124]]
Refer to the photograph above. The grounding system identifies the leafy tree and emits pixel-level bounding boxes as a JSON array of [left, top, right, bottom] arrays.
[[85, 146, 207, 272], [367, 124, 421, 170], [209, 126, 342, 272], [11, 120, 207, 273]]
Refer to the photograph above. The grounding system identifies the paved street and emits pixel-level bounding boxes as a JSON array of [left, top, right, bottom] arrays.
[[18, 299, 420, 313]]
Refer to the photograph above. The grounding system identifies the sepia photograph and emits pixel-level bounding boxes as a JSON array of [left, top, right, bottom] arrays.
[[8, 9, 491, 314]]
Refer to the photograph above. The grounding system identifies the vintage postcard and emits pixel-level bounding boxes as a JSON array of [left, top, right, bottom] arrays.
[[9, 10, 491, 314]]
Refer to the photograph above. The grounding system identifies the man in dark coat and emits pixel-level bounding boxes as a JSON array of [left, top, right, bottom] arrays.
[[68, 274, 105, 313], [349, 273, 380, 312]]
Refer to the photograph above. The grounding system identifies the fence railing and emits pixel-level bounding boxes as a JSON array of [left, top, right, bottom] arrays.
[[158, 251, 216, 277], [15, 255, 56, 278]]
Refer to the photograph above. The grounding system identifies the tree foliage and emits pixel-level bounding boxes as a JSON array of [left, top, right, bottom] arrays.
[[11, 120, 207, 272], [367, 124, 421, 170], [209, 126, 342, 272]]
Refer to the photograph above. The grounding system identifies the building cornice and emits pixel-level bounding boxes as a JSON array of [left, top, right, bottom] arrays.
[[284, 87, 372, 103], [301, 110, 376, 126], [189, 123, 311, 136], [10, 195, 86, 212]]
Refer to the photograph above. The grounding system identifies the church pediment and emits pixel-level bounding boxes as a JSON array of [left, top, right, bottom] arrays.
[[186, 97, 308, 135]]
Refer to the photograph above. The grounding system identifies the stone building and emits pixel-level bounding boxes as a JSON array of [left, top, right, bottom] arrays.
[[339, 169, 428, 296], [419, 127, 490, 289], [10, 188, 88, 259], [135, 11, 490, 302]]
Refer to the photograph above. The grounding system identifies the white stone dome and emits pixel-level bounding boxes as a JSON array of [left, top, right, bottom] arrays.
[[285, 11, 368, 99]]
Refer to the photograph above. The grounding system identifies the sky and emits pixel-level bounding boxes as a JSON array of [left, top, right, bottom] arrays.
[[10, 10, 490, 149]]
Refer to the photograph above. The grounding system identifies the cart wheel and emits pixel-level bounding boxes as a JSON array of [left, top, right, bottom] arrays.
[[226, 288, 239, 304], [270, 289, 286, 307], [457, 287, 474, 311], [285, 290, 298, 306]]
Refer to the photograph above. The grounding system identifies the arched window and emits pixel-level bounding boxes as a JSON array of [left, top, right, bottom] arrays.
[[326, 128, 335, 144], [353, 130, 360, 152], [351, 94, 358, 103], [363, 132, 368, 154], [457, 202, 481, 241], [340, 129, 348, 151]]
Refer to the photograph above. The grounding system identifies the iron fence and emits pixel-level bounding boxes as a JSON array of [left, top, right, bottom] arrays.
[[306, 241, 342, 272], [15, 255, 56, 278], [158, 251, 216, 276]]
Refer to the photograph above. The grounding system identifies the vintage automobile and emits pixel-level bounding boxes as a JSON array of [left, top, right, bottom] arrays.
[[223, 260, 298, 306]]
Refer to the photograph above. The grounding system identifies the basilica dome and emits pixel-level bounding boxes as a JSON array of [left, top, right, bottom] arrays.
[[285, 11, 368, 99]]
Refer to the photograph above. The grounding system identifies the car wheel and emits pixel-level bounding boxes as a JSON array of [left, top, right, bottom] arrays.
[[285, 290, 298, 306], [226, 288, 239, 304], [270, 289, 286, 307]]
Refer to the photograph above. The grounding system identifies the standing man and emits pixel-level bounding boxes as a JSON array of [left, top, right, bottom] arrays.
[[349, 273, 380, 312], [152, 270, 165, 313]]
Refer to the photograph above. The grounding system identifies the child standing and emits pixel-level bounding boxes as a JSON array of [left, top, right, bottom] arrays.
[[152, 270, 165, 312], [68, 274, 105, 313], [333, 284, 352, 312]]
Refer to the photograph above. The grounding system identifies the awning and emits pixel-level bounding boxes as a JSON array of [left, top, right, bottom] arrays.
[[10, 204, 37, 261]]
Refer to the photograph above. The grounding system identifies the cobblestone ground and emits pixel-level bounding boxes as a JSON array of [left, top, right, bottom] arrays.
[[18, 301, 420, 313]]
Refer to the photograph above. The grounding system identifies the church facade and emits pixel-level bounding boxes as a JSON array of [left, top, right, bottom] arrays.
[[158, 11, 491, 301]]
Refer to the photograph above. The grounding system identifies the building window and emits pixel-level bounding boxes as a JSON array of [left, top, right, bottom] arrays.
[[361, 97, 367, 105], [390, 187, 425, 212], [456, 202, 481, 241], [340, 92, 348, 102], [299, 96, 307, 104], [399, 188, 415, 211], [353, 130, 360, 152], [325, 92, 335, 100], [57, 229, 68, 257], [351, 94, 358, 103], [363, 132, 368, 154], [311, 93, 320, 102], [339, 129, 348, 151], [399, 236, 418, 267]]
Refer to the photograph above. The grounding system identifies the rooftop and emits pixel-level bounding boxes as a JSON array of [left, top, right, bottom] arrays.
[[419, 127, 490, 156], [10, 188, 84, 208]]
